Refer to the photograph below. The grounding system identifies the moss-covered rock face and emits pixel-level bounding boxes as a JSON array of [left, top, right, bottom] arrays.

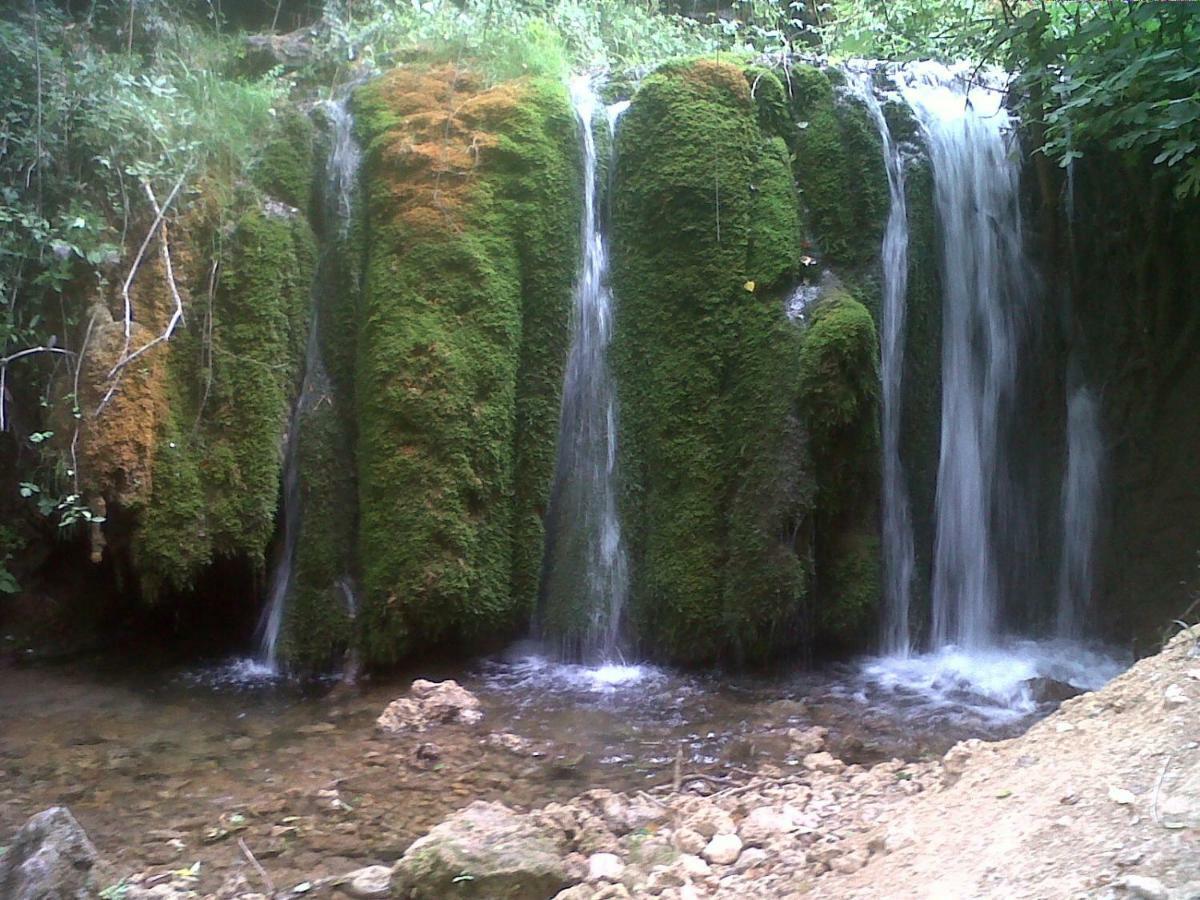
[[788, 65, 888, 273], [255, 109, 316, 213], [354, 66, 579, 665], [132, 206, 315, 599], [611, 58, 812, 666], [797, 291, 882, 643]]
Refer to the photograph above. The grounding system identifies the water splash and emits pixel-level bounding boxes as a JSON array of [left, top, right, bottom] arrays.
[[538, 76, 630, 663], [856, 638, 1124, 722], [896, 61, 1033, 649], [846, 69, 916, 656]]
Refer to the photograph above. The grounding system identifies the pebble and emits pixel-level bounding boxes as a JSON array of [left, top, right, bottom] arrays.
[[703, 832, 743, 866], [1163, 684, 1188, 708], [588, 852, 625, 882], [1123, 874, 1169, 900], [1108, 786, 1136, 806], [673, 827, 706, 855], [802, 752, 845, 774], [678, 854, 711, 877], [339, 865, 393, 898]]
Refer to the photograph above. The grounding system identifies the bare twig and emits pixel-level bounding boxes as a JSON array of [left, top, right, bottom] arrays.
[[0, 347, 75, 432], [237, 837, 275, 895], [69, 312, 99, 494], [118, 172, 187, 342], [1152, 753, 1172, 824], [193, 256, 219, 431], [32, 0, 44, 216], [100, 180, 188, 412], [650, 771, 736, 794]]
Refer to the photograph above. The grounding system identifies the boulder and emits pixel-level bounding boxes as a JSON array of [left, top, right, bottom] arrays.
[[0, 806, 98, 900], [376, 679, 483, 735], [1022, 677, 1083, 704], [391, 801, 570, 899]]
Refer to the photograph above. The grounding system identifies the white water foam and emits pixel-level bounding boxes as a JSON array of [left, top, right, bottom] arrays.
[[482, 650, 667, 697], [855, 639, 1125, 723], [182, 657, 285, 689]]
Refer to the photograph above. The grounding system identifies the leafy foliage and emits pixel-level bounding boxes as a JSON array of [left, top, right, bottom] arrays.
[[996, 2, 1200, 200]]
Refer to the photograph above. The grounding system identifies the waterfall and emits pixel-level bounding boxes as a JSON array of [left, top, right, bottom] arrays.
[[847, 70, 916, 657], [1056, 383, 1102, 637], [896, 62, 1032, 650], [255, 94, 362, 671], [539, 76, 630, 663]]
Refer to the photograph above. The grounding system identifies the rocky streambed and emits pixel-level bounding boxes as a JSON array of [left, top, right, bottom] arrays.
[[3, 634, 1180, 899]]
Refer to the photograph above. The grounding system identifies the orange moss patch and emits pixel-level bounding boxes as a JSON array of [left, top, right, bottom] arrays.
[[684, 58, 753, 105], [364, 66, 531, 236], [75, 303, 169, 509], [75, 218, 199, 509]]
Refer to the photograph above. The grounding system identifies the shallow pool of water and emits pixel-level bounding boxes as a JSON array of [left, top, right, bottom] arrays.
[[0, 638, 1126, 890]]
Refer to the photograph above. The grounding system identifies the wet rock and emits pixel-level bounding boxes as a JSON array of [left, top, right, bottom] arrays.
[[587, 852, 624, 882], [336, 864, 394, 898], [486, 732, 532, 754], [413, 742, 441, 764], [802, 751, 844, 774], [376, 679, 483, 735], [786, 726, 828, 756], [0, 806, 98, 900], [391, 801, 568, 899], [703, 832, 743, 866], [1022, 677, 1083, 704]]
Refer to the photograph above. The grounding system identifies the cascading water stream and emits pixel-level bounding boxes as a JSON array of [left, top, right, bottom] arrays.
[[1056, 382, 1103, 637], [538, 77, 631, 663], [896, 62, 1032, 650], [850, 62, 1124, 709], [255, 94, 362, 672], [847, 70, 916, 657]]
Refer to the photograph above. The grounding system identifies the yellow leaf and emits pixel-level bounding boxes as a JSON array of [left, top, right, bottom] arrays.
[[743, 280, 756, 292]]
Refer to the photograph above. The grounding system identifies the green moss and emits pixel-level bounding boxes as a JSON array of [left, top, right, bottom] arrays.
[[133, 407, 209, 599], [502, 81, 583, 627], [133, 205, 315, 595], [280, 398, 356, 669], [797, 290, 882, 642], [898, 156, 942, 630], [255, 109, 316, 211], [816, 529, 881, 641], [205, 209, 315, 560], [788, 65, 888, 270], [611, 58, 809, 665], [354, 69, 579, 665]]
